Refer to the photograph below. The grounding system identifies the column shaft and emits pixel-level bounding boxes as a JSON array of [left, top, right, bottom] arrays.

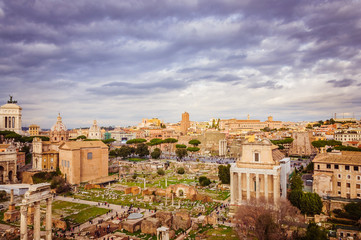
[[246, 172, 250, 201], [34, 201, 41, 240], [20, 205, 28, 240], [238, 172, 242, 203], [230, 171, 234, 204], [46, 198, 52, 240], [265, 174, 268, 201], [273, 175, 280, 204], [256, 173, 259, 199]]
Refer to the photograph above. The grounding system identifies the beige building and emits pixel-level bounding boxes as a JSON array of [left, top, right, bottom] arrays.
[[32, 137, 60, 171], [230, 139, 288, 208], [0, 96, 22, 134], [219, 115, 282, 132], [28, 124, 40, 136], [59, 141, 108, 185], [313, 151, 361, 199]]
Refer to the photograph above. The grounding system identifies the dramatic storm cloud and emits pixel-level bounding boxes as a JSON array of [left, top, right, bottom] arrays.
[[0, 0, 361, 128]]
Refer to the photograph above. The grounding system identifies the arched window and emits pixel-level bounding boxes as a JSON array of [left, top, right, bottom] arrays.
[[4, 116, 7, 128]]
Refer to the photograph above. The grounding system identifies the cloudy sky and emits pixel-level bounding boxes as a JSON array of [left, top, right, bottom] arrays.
[[1, 0, 361, 129]]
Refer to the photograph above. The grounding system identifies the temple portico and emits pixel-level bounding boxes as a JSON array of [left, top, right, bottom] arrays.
[[230, 167, 280, 205], [230, 138, 288, 212]]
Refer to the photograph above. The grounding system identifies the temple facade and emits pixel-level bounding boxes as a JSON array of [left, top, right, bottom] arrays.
[[88, 120, 101, 140], [230, 138, 289, 209]]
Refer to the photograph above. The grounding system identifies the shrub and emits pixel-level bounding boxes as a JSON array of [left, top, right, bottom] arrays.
[[177, 167, 185, 174], [157, 168, 165, 176]]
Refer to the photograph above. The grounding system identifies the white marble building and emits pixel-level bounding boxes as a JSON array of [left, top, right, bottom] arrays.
[[0, 96, 22, 134]]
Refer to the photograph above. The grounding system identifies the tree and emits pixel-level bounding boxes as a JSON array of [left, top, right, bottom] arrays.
[[126, 138, 147, 145], [289, 190, 322, 215], [151, 148, 162, 159], [290, 174, 303, 191], [235, 198, 304, 240], [188, 139, 201, 147], [162, 138, 178, 154], [176, 148, 188, 160], [176, 144, 187, 149], [102, 138, 116, 144], [117, 145, 132, 159], [199, 176, 211, 186], [218, 164, 230, 184], [303, 222, 327, 240], [5, 132, 22, 141], [50, 176, 71, 194], [77, 135, 87, 140], [177, 167, 185, 174], [157, 168, 165, 175], [135, 143, 149, 157], [187, 147, 200, 153]]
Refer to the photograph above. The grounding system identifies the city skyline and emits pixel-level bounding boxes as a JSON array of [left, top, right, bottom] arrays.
[[1, 0, 361, 128]]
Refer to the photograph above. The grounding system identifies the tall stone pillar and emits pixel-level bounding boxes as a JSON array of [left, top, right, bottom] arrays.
[[238, 172, 242, 203], [230, 171, 234, 204], [34, 201, 41, 240], [255, 173, 259, 200], [273, 175, 280, 204], [46, 198, 52, 240], [246, 172, 250, 201], [264, 174, 268, 201], [20, 205, 28, 240]]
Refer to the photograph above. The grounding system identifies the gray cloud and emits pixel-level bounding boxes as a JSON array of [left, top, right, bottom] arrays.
[[327, 79, 356, 88], [0, 0, 361, 127]]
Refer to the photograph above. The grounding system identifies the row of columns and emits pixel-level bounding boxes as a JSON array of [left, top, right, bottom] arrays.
[[20, 198, 52, 240], [4, 116, 16, 129], [231, 171, 280, 204]]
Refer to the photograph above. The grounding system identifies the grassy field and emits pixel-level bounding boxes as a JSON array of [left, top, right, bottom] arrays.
[[50, 200, 109, 226]]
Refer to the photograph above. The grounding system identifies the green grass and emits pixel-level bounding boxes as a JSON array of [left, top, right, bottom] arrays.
[[185, 225, 238, 240], [65, 207, 109, 224], [49, 200, 110, 227], [128, 158, 148, 162]]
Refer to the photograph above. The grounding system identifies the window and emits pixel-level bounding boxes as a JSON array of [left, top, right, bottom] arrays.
[[317, 165, 320, 170], [357, 184, 361, 189], [335, 164, 339, 169], [358, 194, 360, 198], [337, 182, 341, 187], [254, 152, 260, 162], [357, 176, 361, 181], [347, 175, 351, 179], [338, 174, 342, 179], [327, 164, 331, 169], [87, 152, 93, 160], [355, 166, 359, 171], [51, 158, 53, 162], [67, 161, 69, 168], [338, 191, 341, 195], [347, 183, 351, 188], [346, 165, 350, 170]]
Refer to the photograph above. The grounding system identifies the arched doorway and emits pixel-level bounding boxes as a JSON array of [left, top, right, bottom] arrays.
[[8, 171, 13, 183], [0, 166, 4, 183]]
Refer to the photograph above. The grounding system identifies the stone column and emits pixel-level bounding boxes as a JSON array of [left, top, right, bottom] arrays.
[[273, 175, 280, 204], [20, 205, 28, 240], [46, 198, 52, 240], [238, 172, 242, 203], [10, 189, 14, 203], [230, 171, 234, 204], [246, 172, 250, 201], [34, 201, 41, 240], [255, 173, 259, 200], [264, 174, 268, 201]]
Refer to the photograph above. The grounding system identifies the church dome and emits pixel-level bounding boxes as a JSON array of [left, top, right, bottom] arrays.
[[89, 120, 100, 132], [51, 113, 67, 132]]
